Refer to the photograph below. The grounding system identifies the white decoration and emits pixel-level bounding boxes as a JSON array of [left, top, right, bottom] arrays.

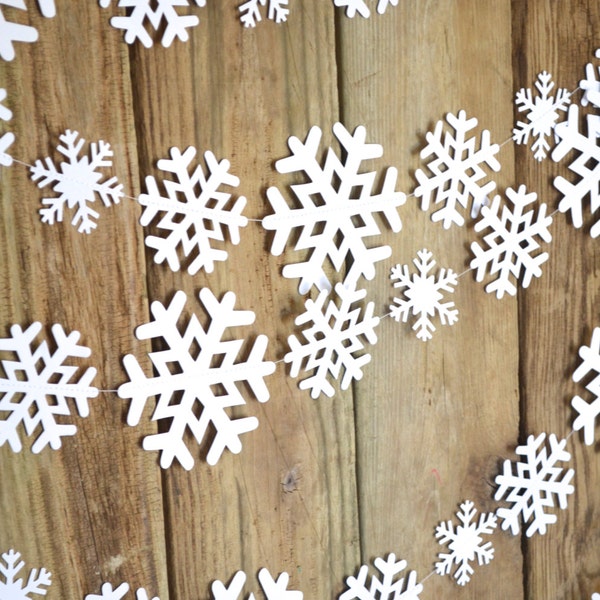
[[494, 433, 575, 538], [553, 104, 600, 237], [36, 0, 55, 17], [470, 185, 552, 299], [0, 548, 51, 599], [0, 0, 38, 62], [415, 110, 501, 229], [0, 88, 14, 168], [512, 71, 571, 161], [139, 146, 248, 275], [333, 0, 397, 18], [263, 123, 404, 294], [118, 289, 275, 470], [211, 568, 302, 599], [435, 500, 497, 586], [571, 327, 600, 446], [390, 248, 458, 342], [339, 553, 422, 600], [0, 322, 98, 453], [580, 49, 600, 109], [99, 0, 206, 48], [30, 129, 124, 234], [284, 282, 379, 399], [238, 0, 289, 27], [85, 582, 158, 600], [592, 594, 600, 600]]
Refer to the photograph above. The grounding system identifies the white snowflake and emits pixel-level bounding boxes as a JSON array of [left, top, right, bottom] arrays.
[[552, 104, 600, 237], [0, 0, 38, 61], [99, 0, 206, 48], [415, 110, 501, 229], [0, 88, 14, 168], [512, 71, 571, 161], [494, 432, 575, 538], [339, 553, 422, 599], [580, 49, 600, 110], [85, 582, 158, 600], [139, 146, 248, 275], [36, 0, 55, 17], [389, 248, 458, 342], [118, 288, 275, 470], [333, 0, 398, 18], [470, 185, 553, 299], [212, 568, 302, 599], [263, 123, 405, 294], [0, 322, 98, 454], [571, 327, 600, 446], [238, 0, 289, 27], [30, 129, 124, 234], [435, 500, 497, 586], [0, 548, 51, 599], [284, 282, 379, 399]]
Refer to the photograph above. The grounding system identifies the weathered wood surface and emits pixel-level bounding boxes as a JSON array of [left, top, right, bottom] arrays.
[[0, 1, 599, 598]]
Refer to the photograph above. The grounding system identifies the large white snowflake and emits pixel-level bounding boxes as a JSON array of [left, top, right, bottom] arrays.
[[0, 548, 51, 599], [99, 0, 206, 48], [85, 582, 158, 600], [0, 0, 38, 61], [30, 129, 124, 234], [470, 185, 553, 299], [435, 500, 497, 586], [552, 104, 600, 237], [0, 322, 98, 454], [580, 49, 600, 110], [571, 327, 600, 446], [263, 123, 405, 294], [389, 248, 458, 342], [0, 88, 14, 168], [238, 0, 289, 27], [118, 289, 275, 470], [494, 432, 575, 538], [512, 71, 571, 161], [139, 146, 248, 275], [333, 0, 398, 18], [415, 110, 501, 229], [212, 568, 302, 599], [339, 553, 423, 600]]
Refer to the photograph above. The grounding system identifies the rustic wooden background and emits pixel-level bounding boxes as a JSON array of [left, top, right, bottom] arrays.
[[1, 1, 599, 598]]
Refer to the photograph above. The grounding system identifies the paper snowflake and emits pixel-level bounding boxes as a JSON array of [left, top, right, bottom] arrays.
[[552, 104, 600, 237], [389, 248, 458, 342], [415, 110, 501, 229], [435, 500, 497, 586], [238, 0, 289, 27], [139, 146, 248, 275], [0, 0, 38, 61], [494, 433, 575, 537], [512, 71, 571, 161], [0, 322, 98, 454], [0, 88, 14, 168], [284, 282, 379, 399], [99, 0, 206, 48], [0, 548, 51, 599], [118, 289, 275, 469], [263, 123, 404, 294], [571, 327, 600, 446], [85, 582, 158, 600], [211, 568, 302, 599], [30, 129, 124, 234], [470, 185, 553, 299], [333, 0, 398, 18], [339, 553, 423, 600], [36, 0, 55, 17], [580, 49, 600, 110]]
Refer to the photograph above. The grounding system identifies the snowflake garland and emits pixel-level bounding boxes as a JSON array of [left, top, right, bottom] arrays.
[[494, 433, 575, 538], [0, 88, 14, 168], [211, 568, 302, 599], [435, 500, 497, 586], [85, 582, 158, 600], [0, 548, 51, 599], [580, 49, 600, 110], [139, 146, 248, 275], [333, 0, 398, 18], [263, 123, 405, 294], [238, 0, 289, 27], [30, 129, 124, 234], [389, 248, 458, 342], [118, 289, 275, 469], [339, 553, 423, 600]]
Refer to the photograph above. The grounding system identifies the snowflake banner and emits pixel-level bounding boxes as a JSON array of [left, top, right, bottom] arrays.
[[211, 568, 302, 599], [0, 0, 39, 61], [0, 548, 51, 599], [333, 0, 398, 18], [0, 88, 14, 168], [85, 582, 158, 600], [118, 289, 275, 469], [263, 122, 405, 294], [238, 0, 289, 27]]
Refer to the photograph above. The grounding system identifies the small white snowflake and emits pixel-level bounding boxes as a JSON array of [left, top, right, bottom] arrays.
[[0, 0, 39, 61], [512, 71, 571, 161], [99, 0, 206, 48], [0, 88, 14, 168], [580, 49, 600, 110], [139, 146, 248, 275], [0, 548, 51, 599], [118, 288, 275, 469], [0, 322, 98, 453], [238, 0, 289, 27], [389, 248, 458, 342], [333, 0, 398, 18], [435, 500, 497, 586], [30, 129, 124, 234], [339, 553, 423, 600], [470, 185, 553, 299], [85, 582, 158, 600], [211, 568, 302, 599], [263, 123, 404, 294], [494, 432, 575, 538], [415, 110, 501, 229]]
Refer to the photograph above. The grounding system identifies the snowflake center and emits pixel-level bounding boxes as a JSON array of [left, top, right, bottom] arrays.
[[56, 159, 102, 203], [449, 524, 481, 561], [405, 275, 442, 315]]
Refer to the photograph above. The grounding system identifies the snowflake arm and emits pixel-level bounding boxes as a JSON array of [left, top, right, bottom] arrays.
[[0, 548, 51, 599], [238, 0, 265, 27], [376, 0, 398, 14], [0, 88, 14, 167], [36, 0, 55, 17], [85, 582, 159, 600], [580, 49, 600, 109], [267, 0, 289, 23], [0, 0, 39, 61], [211, 569, 302, 599], [333, 0, 370, 18]]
